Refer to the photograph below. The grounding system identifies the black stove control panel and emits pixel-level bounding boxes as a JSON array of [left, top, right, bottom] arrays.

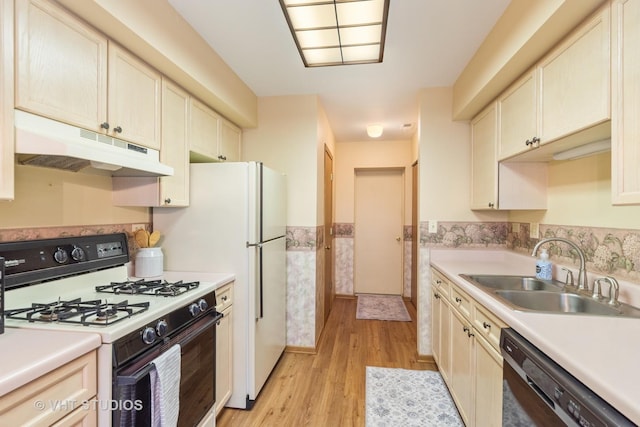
[[0, 233, 130, 290]]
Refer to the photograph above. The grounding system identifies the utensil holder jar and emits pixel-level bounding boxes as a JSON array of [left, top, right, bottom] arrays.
[[135, 247, 163, 278]]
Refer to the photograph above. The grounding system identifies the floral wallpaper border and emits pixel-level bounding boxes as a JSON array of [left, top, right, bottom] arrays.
[[286, 226, 323, 251], [419, 221, 509, 248]]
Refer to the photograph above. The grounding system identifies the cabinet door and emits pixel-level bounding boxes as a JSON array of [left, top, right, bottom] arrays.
[[189, 98, 220, 161], [498, 69, 537, 160], [108, 43, 161, 149], [439, 298, 452, 384], [219, 119, 241, 162], [538, 4, 610, 144], [0, 0, 14, 200], [470, 103, 498, 210], [431, 289, 442, 365], [474, 335, 503, 427], [15, 0, 107, 131], [450, 309, 474, 426], [215, 306, 232, 415], [160, 79, 189, 207], [612, 0, 640, 204]]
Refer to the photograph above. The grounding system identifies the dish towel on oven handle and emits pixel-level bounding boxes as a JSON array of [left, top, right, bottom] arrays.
[[150, 344, 181, 427]]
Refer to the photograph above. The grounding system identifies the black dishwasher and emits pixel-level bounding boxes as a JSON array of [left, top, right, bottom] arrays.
[[500, 328, 636, 427]]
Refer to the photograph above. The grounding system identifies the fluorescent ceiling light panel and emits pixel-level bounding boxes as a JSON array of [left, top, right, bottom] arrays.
[[280, 0, 390, 67]]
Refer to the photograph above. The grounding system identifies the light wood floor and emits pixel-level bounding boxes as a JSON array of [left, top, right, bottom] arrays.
[[217, 296, 437, 427]]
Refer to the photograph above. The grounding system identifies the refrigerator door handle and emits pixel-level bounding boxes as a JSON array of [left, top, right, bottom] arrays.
[[258, 245, 264, 320]]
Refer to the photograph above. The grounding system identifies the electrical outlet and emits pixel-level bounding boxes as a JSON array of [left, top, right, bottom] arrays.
[[428, 220, 438, 234], [132, 224, 146, 232], [530, 222, 540, 238]]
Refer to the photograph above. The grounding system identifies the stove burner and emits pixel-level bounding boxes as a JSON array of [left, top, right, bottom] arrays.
[[5, 298, 150, 326], [96, 279, 199, 297]]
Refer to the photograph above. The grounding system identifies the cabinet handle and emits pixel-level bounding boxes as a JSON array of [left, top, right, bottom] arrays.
[[455, 297, 462, 303], [467, 330, 475, 338], [434, 293, 440, 299], [113, 126, 122, 133], [488, 202, 494, 208], [463, 326, 469, 333], [525, 138, 531, 146], [436, 280, 442, 285], [218, 155, 227, 161], [483, 321, 491, 329], [100, 122, 110, 130], [221, 296, 228, 302], [164, 198, 172, 204]]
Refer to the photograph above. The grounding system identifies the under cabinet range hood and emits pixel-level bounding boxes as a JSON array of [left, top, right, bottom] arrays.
[[14, 110, 173, 177]]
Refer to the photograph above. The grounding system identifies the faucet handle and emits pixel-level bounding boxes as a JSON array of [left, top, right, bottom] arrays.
[[592, 278, 604, 300], [604, 276, 620, 306], [561, 267, 574, 287]]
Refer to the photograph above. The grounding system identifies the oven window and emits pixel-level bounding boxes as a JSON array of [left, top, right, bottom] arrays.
[[178, 326, 215, 426], [503, 362, 565, 427]]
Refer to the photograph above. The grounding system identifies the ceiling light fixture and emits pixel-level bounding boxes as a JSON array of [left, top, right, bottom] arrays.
[[279, 0, 390, 67], [552, 139, 611, 161], [366, 124, 383, 138]]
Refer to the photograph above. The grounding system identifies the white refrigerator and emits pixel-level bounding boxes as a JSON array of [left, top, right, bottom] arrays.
[[153, 161, 287, 409]]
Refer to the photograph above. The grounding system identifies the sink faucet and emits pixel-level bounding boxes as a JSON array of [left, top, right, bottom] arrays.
[[531, 238, 589, 293]]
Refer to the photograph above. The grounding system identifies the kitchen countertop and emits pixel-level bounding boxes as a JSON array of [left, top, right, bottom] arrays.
[[0, 328, 101, 397], [429, 248, 640, 425]]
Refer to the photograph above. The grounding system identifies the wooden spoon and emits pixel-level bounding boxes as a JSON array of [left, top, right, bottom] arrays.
[[135, 229, 149, 248], [148, 231, 161, 248]]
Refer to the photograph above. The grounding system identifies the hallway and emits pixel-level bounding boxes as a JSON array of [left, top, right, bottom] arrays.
[[217, 297, 436, 427]]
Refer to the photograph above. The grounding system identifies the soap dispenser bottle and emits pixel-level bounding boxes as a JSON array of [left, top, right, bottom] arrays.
[[536, 248, 552, 280]]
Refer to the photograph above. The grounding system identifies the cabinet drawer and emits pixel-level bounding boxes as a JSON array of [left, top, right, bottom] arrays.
[[474, 304, 506, 351], [431, 269, 450, 298], [0, 350, 97, 426], [215, 284, 233, 312], [450, 285, 472, 319]]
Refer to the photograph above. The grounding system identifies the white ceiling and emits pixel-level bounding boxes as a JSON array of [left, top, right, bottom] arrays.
[[168, 0, 511, 142]]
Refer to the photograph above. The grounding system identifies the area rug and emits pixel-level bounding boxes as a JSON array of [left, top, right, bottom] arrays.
[[356, 294, 411, 321], [366, 367, 463, 427]]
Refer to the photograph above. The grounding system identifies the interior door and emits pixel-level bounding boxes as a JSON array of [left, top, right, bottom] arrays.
[[354, 168, 404, 295], [323, 147, 334, 322]]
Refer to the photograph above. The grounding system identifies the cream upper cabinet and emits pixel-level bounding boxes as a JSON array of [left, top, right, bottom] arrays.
[[159, 78, 189, 206], [611, 0, 640, 204], [0, 0, 14, 200], [15, 0, 162, 150], [107, 43, 161, 150], [15, 0, 107, 132], [538, 3, 610, 144], [471, 103, 498, 210], [471, 102, 548, 211], [189, 97, 220, 162], [219, 119, 241, 162], [497, 69, 538, 160]]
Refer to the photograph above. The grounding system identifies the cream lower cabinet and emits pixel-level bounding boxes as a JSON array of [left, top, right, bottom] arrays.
[[611, 0, 640, 205], [215, 283, 234, 416], [0, 350, 97, 426], [430, 268, 505, 427]]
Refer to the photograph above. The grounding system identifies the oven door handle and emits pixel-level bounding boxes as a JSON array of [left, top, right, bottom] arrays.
[[116, 311, 222, 386]]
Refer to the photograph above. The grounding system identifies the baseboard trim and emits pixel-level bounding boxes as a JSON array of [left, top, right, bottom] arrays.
[[335, 293, 356, 300], [417, 354, 436, 364], [285, 345, 317, 355]]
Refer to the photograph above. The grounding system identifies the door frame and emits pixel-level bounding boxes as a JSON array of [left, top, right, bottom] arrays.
[[323, 145, 334, 323]]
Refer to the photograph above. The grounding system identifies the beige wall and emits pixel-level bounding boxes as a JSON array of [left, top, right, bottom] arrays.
[[0, 165, 148, 228], [418, 86, 507, 223], [510, 151, 640, 229], [334, 139, 413, 225], [242, 95, 321, 226], [317, 100, 335, 225]]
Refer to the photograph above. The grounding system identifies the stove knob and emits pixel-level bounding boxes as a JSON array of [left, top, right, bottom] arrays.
[[54, 247, 69, 264], [71, 246, 86, 262], [189, 303, 201, 317], [198, 298, 208, 312], [142, 327, 157, 345], [156, 320, 168, 337]]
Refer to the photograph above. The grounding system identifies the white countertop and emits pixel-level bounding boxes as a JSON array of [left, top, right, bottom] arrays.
[[429, 248, 640, 425], [0, 328, 101, 397]]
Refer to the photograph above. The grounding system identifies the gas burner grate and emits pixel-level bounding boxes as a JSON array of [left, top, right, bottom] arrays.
[[96, 279, 199, 296], [5, 298, 150, 326]]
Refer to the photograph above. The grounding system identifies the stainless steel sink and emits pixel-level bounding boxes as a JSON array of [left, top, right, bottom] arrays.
[[459, 274, 640, 318], [494, 290, 622, 315], [460, 274, 564, 292]]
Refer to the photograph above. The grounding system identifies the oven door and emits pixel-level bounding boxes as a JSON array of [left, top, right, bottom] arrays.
[[113, 313, 219, 427]]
